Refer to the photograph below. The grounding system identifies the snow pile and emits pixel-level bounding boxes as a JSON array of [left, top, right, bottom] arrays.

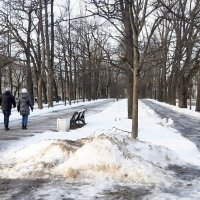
[[62, 132, 178, 184], [0, 140, 77, 178], [0, 129, 182, 185]]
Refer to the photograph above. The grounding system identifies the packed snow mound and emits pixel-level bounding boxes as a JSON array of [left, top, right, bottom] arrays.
[[61, 132, 180, 184], [0, 130, 182, 184], [0, 140, 79, 178]]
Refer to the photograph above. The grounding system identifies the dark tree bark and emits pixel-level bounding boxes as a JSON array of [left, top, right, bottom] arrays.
[[26, 9, 34, 105], [44, 0, 54, 107], [196, 72, 200, 112]]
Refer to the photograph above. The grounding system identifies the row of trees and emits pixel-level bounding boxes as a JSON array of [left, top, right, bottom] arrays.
[[1, 0, 200, 138], [89, 0, 200, 138], [0, 0, 127, 109]]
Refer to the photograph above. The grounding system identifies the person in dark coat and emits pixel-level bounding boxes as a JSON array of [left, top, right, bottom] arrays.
[[17, 88, 33, 129], [0, 88, 16, 130]]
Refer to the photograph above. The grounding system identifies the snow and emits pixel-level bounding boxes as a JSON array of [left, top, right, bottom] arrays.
[[0, 98, 200, 199]]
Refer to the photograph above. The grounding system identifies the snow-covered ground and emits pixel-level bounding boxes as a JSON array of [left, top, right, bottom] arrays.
[[0, 99, 200, 199]]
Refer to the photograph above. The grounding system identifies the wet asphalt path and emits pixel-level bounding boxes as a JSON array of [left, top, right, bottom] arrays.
[[0, 99, 115, 150], [141, 99, 200, 150]]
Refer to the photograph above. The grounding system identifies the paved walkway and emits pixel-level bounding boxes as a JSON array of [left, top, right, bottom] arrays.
[[0, 99, 115, 150], [141, 99, 200, 150]]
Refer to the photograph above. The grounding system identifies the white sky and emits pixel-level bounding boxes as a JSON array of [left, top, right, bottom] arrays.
[[54, 0, 85, 18], [0, 99, 200, 199]]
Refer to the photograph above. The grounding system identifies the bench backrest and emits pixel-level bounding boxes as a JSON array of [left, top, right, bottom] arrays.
[[71, 108, 87, 121]]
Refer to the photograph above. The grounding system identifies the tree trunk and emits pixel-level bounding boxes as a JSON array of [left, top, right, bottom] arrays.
[[44, 0, 53, 107], [0, 70, 2, 94], [42, 79, 48, 104], [37, 0, 45, 109], [67, 2, 73, 103], [26, 10, 34, 105], [53, 78, 59, 102], [127, 72, 133, 119], [178, 75, 188, 108], [132, 65, 139, 139], [157, 66, 163, 101], [74, 56, 77, 101], [168, 70, 177, 105], [196, 72, 200, 111]]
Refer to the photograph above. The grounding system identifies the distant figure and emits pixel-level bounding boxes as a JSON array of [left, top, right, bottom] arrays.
[[0, 88, 16, 131], [17, 88, 33, 129]]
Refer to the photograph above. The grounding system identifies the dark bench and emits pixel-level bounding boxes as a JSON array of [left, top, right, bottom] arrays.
[[70, 108, 87, 129]]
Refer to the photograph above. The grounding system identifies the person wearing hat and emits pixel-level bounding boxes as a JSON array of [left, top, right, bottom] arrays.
[[17, 88, 33, 129], [0, 88, 16, 130]]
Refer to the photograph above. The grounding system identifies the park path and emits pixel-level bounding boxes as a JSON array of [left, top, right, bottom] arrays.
[[141, 99, 200, 150], [0, 99, 115, 150]]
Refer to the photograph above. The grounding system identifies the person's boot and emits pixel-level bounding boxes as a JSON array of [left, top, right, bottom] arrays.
[[5, 125, 9, 131], [24, 126, 27, 129], [22, 125, 24, 129]]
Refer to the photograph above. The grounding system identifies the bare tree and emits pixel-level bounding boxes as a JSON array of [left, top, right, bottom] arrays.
[[0, 0, 37, 102], [44, 0, 54, 107], [89, 0, 171, 139]]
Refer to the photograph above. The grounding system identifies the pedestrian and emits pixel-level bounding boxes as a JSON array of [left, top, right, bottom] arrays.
[[0, 88, 16, 131], [17, 88, 33, 129]]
